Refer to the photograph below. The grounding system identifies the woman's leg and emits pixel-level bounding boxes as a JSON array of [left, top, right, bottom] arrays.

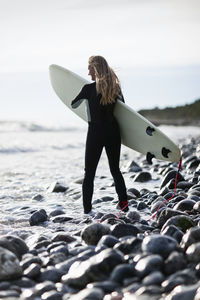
[[83, 126, 103, 213], [105, 125, 127, 202]]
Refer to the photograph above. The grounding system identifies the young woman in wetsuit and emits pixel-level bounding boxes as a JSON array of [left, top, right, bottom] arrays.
[[71, 55, 128, 215]]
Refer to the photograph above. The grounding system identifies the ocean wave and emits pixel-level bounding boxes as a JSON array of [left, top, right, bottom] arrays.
[[0, 121, 83, 133], [0, 146, 37, 154]]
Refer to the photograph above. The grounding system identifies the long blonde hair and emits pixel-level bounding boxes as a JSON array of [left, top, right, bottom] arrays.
[[88, 56, 121, 105]]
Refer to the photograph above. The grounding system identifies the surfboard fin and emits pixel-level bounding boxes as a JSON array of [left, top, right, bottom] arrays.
[[146, 126, 155, 136], [162, 147, 171, 158], [146, 152, 155, 164]]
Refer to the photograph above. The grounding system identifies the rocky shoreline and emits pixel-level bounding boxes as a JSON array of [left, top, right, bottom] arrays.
[[0, 135, 200, 300]]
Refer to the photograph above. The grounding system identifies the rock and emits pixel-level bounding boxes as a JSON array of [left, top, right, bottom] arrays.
[[127, 210, 140, 221], [186, 242, 200, 263], [157, 208, 187, 228], [32, 194, 44, 201], [126, 160, 142, 173], [48, 181, 68, 193], [193, 201, 200, 212], [128, 188, 141, 198], [23, 263, 41, 279], [113, 237, 142, 255], [66, 287, 104, 300], [162, 269, 197, 293], [42, 290, 64, 300], [162, 225, 184, 243], [137, 201, 148, 210], [51, 215, 73, 223], [51, 233, 76, 243], [49, 209, 66, 217], [0, 235, 29, 259], [97, 235, 119, 248], [142, 234, 178, 258], [100, 214, 117, 222], [180, 227, 200, 250], [62, 248, 125, 289], [0, 246, 22, 280], [160, 170, 184, 189], [176, 181, 194, 190], [151, 199, 166, 214], [133, 172, 152, 182], [173, 199, 196, 211], [38, 266, 62, 282], [161, 215, 194, 233], [165, 283, 199, 300], [29, 209, 48, 226], [135, 254, 163, 278], [110, 223, 141, 238], [164, 251, 187, 275], [87, 280, 119, 294], [81, 223, 110, 245], [142, 271, 164, 286], [110, 264, 136, 283]]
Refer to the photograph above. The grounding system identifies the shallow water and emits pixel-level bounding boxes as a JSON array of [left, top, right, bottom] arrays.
[[0, 121, 199, 236]]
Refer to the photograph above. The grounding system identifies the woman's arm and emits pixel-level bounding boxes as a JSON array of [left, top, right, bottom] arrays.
[[71, 85, 87, 108]]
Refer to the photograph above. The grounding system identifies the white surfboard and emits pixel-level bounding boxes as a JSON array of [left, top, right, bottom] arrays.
[[49, 64, 181, 163]]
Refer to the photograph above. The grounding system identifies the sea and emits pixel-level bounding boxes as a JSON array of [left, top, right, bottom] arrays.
[[0, 121, 199, 239]]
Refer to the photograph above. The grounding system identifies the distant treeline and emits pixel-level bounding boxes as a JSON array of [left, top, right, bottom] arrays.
[[138, 99, 200, 126]]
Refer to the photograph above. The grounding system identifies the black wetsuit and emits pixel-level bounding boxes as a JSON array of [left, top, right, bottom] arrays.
[[71, 82, 127, 213]]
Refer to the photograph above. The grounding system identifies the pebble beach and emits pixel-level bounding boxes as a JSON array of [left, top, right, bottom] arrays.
[[0, 121, 200, 300]]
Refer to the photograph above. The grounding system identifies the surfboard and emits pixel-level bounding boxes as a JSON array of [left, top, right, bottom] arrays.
[[49, 64, 181, 163]]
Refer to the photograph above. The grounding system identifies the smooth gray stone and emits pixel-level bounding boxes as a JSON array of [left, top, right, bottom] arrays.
[[161, 215, 194, 233], [180, 227, 200, 250], [142, 234, 178, 258], [135, 254, 163, 278], [110, 223, 141, 238], [186, 242, 200, 262], [81, 223, 110, 245], [97, 234, 119, 248], [62, 248, 125, 289], [65, 287, 104, 300], [0, 246, 22, 280], [164, 251, 187, 275], [29, 209, 48, 226], [173, 199, 196, 211], [110, 263, 136, 283], [0, 235, 29, 259], [142, 271, 164, 286]]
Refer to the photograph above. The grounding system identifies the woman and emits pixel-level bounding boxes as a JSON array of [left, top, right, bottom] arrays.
[[71, 56, 128, 215]]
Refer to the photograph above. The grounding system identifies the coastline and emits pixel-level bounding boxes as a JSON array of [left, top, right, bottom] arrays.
[[0, 123, 199, 299]]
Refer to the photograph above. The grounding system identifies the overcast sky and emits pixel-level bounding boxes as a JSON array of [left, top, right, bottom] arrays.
[[0, 0, 200, 122]]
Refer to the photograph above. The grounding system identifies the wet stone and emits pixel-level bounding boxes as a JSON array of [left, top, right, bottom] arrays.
[[51, 232, 76, 244], [29, 209, 48, 226], [0, 235, 29, 259], [23, 263, 41, 279], [133, 172, 152, 182], [142, 271, 164, 286], [109, 264, 136, 283], [87, 280, 119, 294], [81, 223, 110, 245], [110, 223, 141, 238], [48, 181, 68, 193], [161, 215, 194, 233], [38, 266, 62, 283], [135, 254, 164, 278], [160, 170, 185, 189], [180, 227, 200, 250], [0, 246, 22, 280], [113, 237, 142, 255], [162, 269, 197, 293], [62, 248, 125, 289], [173, 199, 196, 211], [164, 251, 187, 275], [186, 242, 200, 263], [97, 234, 119, 248], [162, 225, 184, 243], [66, 287, 104, 300], [142, 234, 178, 258], [156, 208, 187, 228]]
